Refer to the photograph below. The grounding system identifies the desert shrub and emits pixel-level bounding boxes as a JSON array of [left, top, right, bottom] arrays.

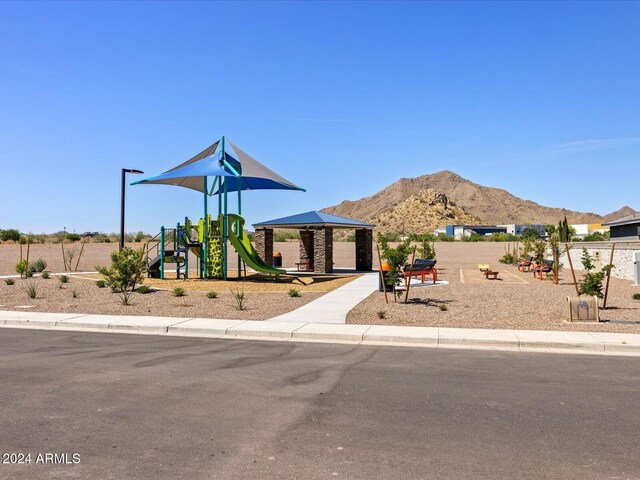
[[30, 258, 47, 273], [288, 288, 300, 298], [489, 232, 519, 242], [71, 289, 79, 298], [137, 285, 151, 294], [498, 252, 517, 265], [377, 310, 386, 319], [521, 227, 540, 241], [462, 233, 486, 242], [1, 229, 21, 242], [24, 281, 38, 299], [66, 233, 81, 242], [231, 286, 247, 310], [95, 279, 106, 288], [377, 232, 402, 243], [5, 278, 15, 285], [633, 293, 640, 301], [439, 304, 448, 311], [578, 249, 611, 299], [273, 231, 299, 242], [59, 275, 70, 284], [134, 231, 148, 243], [418, 240, 436, 260], [95, 247, 146, 306], [15, 259, 29, 278], [41, 271, 50, 279], [583, 232, 607, 242], [206, 291, 218, 299], [408, 233, 437, 242], [172, 287, 185, 297], [343, 233, 357, 242], [436, 233, 455, 242]]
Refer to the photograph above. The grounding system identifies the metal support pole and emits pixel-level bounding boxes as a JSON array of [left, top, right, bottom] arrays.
[[223, 178, 228, 280], [237, 176, 242, 278], [120, 168, 126, 250], [184, 216, 189, 280], [203, 176, 208, 278], [160, 226, 165, 280]]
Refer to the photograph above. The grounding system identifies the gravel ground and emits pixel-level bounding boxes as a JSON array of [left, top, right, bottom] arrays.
[[0, 276, 322, 320], [348, 243, 640, 333]]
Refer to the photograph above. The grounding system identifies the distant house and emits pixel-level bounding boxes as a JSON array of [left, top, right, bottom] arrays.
[[498, 224, 546, 237], [603, 213, 640, 241]]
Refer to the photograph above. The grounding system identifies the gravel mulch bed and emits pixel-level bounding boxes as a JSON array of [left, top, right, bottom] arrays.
[[348, 244, 640, 333], [0, 276, 322, 320]]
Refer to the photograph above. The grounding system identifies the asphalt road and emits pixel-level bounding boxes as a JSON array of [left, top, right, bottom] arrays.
[[0, 328, 639, 480]]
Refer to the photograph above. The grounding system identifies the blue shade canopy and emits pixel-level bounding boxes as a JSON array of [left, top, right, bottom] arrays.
[[254, 211, 375, 229], [132, 138, 304, 194]]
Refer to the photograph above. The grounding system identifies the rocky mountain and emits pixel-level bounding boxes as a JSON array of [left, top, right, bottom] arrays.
[[603, 206, 637, 223], [322, 170, 630, 234]]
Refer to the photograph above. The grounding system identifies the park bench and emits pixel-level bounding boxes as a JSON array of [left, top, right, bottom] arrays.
[[403, 259, 437, 287], [483, 270, 500, 280]]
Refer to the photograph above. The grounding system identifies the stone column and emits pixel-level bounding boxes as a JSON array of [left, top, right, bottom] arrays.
[[314, 227, 333, 273], [299, 229, 314, 270], [355, 228, 373, 271], [254, 228, 273, 265]]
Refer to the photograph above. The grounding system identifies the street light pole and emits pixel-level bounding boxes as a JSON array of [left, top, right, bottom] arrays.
[[120, 168, 144, 250]]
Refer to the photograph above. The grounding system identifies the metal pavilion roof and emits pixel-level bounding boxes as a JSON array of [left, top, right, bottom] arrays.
[[253, 211, 375, 229]]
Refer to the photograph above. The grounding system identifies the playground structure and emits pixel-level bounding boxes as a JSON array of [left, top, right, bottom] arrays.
[[134, 137, 304, 280]]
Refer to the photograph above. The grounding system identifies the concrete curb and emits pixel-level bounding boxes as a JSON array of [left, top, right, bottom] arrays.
[[1, 310, 640, 356]]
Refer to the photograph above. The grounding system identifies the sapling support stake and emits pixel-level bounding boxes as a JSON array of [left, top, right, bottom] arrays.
[[565, 244, 579, 296], [74, 240, 86, 272], [404, 245, 417, 304], [603, 242, 615, 309]]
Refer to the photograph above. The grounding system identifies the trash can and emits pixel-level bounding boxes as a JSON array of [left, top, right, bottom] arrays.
[[273, 252, 282, 268], [378, 261, 394, 292]]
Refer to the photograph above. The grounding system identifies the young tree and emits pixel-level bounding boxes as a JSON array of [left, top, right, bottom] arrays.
[[96, 247, 147, 305], [378, 234, 412, 302]]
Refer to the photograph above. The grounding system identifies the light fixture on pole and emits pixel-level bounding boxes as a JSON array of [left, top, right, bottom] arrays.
[[120, 168, 144, 250]]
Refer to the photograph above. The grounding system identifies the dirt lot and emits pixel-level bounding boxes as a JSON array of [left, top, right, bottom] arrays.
[[0, 241, 362, 276], [348, 242, 640, 333]]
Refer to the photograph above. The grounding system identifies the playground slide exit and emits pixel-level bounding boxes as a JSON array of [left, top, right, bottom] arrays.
[[226, 214, 285, 276]]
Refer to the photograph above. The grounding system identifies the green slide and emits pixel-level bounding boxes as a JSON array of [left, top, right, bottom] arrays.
[[224, 214, 285, 276]]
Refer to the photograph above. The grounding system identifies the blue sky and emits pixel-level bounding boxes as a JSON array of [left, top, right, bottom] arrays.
[[1, 1, 638, 234]]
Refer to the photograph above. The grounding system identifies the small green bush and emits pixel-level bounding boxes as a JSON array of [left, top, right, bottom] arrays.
[[206, 291, 218, 299], [59, 275, 70, 284], [172, 287, 186, 297], [41, 271, 50, 279], [5, 278, 15, 285], [24, 281, 38, 299], [96, 279, 106, 288], [15, 259, 29, 278], [377, 310, 386, 319], [137, 285, 151, 294], [231, 287, 247, 310], [632, 293, 640, 301], [95, 247, 147, 305], [66, 233, 81, 242], [439, 304, 448, 311], [288, 288, 300, 298]]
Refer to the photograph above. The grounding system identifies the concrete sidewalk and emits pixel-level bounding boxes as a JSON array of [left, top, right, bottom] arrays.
[[268, 272, 379, 324], [1, 310, 639, 355]]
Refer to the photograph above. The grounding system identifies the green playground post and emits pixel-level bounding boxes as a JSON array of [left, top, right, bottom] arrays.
[[184, 216, 189, 280], [160, 226, 165, 280], [203, 176, 208, 278], [221, 136, 228, 280]]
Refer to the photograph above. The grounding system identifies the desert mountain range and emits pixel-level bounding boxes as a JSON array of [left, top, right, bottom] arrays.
[[322, 170, 635, 234]]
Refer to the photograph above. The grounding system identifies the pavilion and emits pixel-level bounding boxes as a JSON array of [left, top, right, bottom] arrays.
[[253, 211, 375, 273]]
